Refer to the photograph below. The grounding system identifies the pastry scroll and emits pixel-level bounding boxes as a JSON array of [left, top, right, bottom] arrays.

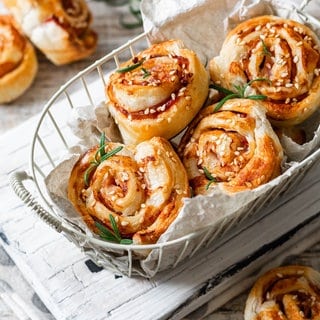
[[0, 14, 37, 103], [178, 98, 283, 195], [106, 39, 209, 144], [3, 0, 97, 65], [68, 136, 190, 245], [210, 15, 320, 126]]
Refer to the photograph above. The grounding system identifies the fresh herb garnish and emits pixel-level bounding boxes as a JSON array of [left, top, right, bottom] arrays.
[[95, 214, 133, 244], [116, 60, 144, 73], [210, 78, 270, 111], [141, 67, 151, 78], [261, 40, 271, 57], [203, 167, 217, 190], [84, 133, 123, 186]]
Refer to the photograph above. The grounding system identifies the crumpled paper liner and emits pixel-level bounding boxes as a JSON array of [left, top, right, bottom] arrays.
[[45, 0, 320, 275]]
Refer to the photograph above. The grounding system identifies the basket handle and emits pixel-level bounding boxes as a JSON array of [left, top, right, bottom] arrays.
[[9, 171, 63, 233]]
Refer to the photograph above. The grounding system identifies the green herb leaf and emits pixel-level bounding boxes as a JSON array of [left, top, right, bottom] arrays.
[[214, 93, 240, 112], [116, 60, 144, 73], [83, 133, 123, 186], [210, 83, 234, 95], [261, 40, 271, 56], [99, 132, 106, 158], [109, 214, 122, 242], [100, 146, 123, 162], [203, 167, 217, 190], [246, 94, 267, 100], [95, 216, 133, 245], [212, 78, 270, 110], [84, 163, 98, 187], [141, 68, 151, 78]]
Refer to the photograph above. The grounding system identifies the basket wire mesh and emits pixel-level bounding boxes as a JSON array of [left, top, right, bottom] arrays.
[[10, 2, 320, 277]]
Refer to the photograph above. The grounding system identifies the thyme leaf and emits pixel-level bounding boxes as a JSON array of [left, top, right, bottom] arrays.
[[95, 215, 133, 244], [203, 167, 217, 190]]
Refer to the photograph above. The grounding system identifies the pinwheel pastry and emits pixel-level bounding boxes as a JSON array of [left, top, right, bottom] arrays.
[[3, 0, 97, 65], [177, 98, 283, 195], [106, 39, 209, 145], [68, 135, 190, 245], [209, 15, 320, 127], [0, 15, 38, 104], [244, 265, 320, 320]]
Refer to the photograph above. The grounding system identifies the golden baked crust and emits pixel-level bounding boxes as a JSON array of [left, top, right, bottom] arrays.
[[210, 15, 320, 126], [3, 0, 97, 65], [106, 39, 209, 144], [0, 15, 38, 103], [177, 98, 283, 195], [68, 136, 190, 245], [244, 265, 320, 320]]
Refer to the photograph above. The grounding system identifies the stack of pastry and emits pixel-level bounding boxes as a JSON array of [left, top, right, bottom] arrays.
[[67, 15, 320, 245]]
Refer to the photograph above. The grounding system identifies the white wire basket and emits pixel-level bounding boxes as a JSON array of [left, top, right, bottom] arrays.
[[9, 4, 320, 278]]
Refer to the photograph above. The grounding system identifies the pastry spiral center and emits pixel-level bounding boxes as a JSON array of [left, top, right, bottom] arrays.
[[238, 22, 320, 101], [86, 156, 145, 216]]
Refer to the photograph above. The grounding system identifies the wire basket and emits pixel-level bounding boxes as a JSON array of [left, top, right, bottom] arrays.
[[9, 4, 320, 277]]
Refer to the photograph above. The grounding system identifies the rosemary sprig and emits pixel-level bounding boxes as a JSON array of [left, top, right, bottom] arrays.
[[210, 78, 269, 111], [116, 60, 144, 73], [84, 133, 123, 186], [95, 215, 133, 244], [203, 167, 217, 190]]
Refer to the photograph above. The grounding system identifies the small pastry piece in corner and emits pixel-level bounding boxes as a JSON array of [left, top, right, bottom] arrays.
[[67, 135, 190, 245], [0, 15, 38, 104], [106, 39, 209, 145], [244, 265, 320, 320], [210, 15, 320, 127], [3, 0, 98, 65], [178, 98, 283, 196]]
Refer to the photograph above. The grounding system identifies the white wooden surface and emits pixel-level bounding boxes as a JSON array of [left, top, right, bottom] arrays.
[[1, 113, 320, 320]]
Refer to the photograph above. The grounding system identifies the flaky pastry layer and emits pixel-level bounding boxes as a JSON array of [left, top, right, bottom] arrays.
[[244, 265, 320, 320], [3, 0, 97, 65], [210, 15, 320, 126], [68, 137, 190, 245], [106, 39, 209, 144], [0, 15, 38, 103], [178, 98, 283, 195]]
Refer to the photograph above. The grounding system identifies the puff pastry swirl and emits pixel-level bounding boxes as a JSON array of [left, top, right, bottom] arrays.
[[210, 15, 320, 126], [178, 98, 283, 195], [106, 39, 209, 144], [68, 136, 190, 245], [244, 265, 320, 320], [0, 15, 38, 103], [3, 0, 97, 65]]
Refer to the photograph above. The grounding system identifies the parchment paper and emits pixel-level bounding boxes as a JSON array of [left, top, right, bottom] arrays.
[[45, 0, 320, 274]]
